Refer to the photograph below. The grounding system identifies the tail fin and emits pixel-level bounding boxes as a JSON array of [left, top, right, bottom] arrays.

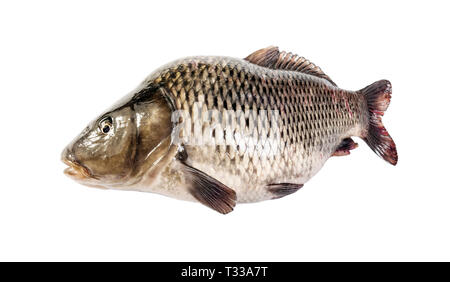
[[360, 80, 398, 165]]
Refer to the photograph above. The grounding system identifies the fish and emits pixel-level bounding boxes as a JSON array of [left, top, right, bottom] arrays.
[[61, 46, 397, 214]]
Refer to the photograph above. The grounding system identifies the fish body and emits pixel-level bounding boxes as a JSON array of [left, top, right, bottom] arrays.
[[62, 47, 397, 213]]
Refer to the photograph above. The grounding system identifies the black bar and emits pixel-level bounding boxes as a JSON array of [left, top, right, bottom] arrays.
[[0, 262, 448, 280]]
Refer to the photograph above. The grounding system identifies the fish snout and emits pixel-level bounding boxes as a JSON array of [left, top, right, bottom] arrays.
[[61, 146, 92, 179]]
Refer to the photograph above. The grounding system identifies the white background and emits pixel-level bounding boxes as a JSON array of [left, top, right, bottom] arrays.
[[0, 0, 449, 261]]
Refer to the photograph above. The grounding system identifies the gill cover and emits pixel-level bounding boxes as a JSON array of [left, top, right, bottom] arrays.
[[125, 86, 174, 182]]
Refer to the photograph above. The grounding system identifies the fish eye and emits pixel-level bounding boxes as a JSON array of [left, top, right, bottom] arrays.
[[99, 117, 113, 134], [102, 124, 110, 134]]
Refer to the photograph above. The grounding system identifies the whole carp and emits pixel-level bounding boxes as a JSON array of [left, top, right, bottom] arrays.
[[61, 46, 397, 214]]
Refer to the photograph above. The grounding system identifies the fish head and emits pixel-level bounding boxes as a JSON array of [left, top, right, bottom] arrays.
[[61, 86, 174, 189], [61, 105, 138, 188]]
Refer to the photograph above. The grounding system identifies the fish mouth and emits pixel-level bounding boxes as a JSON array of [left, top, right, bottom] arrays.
[[62, 158, 93, 180]]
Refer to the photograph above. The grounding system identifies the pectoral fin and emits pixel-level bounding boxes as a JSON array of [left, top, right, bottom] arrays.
[[332, 138, 358, 157], [179, 161, 236, 214]]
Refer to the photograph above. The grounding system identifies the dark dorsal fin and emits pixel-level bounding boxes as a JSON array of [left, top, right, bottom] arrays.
[[244, 46, 337, 86]]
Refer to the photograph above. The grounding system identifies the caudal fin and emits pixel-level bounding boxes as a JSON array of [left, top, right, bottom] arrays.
[[360, 80, 398, 165]]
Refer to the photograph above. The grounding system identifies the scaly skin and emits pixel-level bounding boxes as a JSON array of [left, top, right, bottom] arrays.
[[140, 56, 368, 203]]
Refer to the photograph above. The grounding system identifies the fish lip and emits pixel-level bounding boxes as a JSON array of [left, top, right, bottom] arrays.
[[62, 158, 95, 180]]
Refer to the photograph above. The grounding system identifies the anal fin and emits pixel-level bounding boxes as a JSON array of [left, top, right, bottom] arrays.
[[268, 183, 303, 199], [180, 161, 236, 214], [332, 138, 358, 157]]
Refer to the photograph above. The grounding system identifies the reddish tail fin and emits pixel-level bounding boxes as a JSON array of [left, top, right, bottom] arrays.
[[360, 80, 398, 165]]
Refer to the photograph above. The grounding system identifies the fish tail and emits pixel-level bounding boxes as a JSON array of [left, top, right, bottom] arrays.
[[360, 80, 398, 165]]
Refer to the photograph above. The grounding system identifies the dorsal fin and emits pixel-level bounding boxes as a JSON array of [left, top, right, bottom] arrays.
[[244, 46, 337, 86]]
